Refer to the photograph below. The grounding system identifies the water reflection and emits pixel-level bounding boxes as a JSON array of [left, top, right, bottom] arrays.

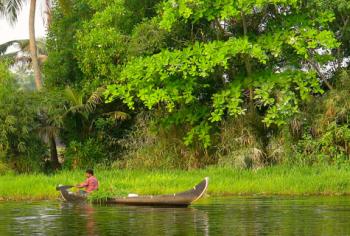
[[59, 203, 97, 236], [57, 202, 209, 235], [1, 197, 350, 235]]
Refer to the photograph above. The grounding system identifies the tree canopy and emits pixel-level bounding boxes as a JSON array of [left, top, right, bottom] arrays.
[[1, 0, 350, 172]]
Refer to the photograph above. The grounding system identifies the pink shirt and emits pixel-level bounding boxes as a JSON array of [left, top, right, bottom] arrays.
[[80, 176, 99, 193]]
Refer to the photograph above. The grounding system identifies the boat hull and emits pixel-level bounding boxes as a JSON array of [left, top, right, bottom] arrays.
[[56, 177, 208, 207]]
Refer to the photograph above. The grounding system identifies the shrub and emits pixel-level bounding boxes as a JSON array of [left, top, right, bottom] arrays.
[[115, 112, 210, 170], [215, 109, 267, 169], [0, 61, 47, 172], [295, 123, 350, 165], [291, 70, 350, 165], [0, 162, 11, 175], [63, 139, 107, 169]]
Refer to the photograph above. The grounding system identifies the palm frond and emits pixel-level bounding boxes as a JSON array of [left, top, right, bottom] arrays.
[[104, 111, 130, 121], [2, 0, 24, 24], [16, 39, 30, 51], [64, 86, 83, 106], [0, 2, 4, 13], [85, 88, 104, 113], [0, 39, 47, 72], [0, 40, 19, 55], [0, 39, 46, 56]]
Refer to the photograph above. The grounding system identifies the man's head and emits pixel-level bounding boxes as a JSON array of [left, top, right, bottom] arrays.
[[85, 169, 94, 178]]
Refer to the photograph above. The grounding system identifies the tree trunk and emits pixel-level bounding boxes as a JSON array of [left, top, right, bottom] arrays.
[[49, 135, 60, 170], [29, 0, 42, 90]]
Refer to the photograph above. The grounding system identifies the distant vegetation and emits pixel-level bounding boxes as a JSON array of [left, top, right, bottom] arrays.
[[0, 0, 350, 173]]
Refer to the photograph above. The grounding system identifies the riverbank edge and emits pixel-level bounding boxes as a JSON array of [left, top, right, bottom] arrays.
[[1, 165, 350, 201]]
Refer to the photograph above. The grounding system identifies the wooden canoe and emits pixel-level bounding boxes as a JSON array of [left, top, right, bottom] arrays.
[[56, 177, 209, 207]]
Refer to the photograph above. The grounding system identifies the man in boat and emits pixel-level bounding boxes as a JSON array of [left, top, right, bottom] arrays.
[[76, 169, 99, 194]]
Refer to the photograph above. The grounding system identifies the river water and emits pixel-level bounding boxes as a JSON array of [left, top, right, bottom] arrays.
[[1, 196, 350, 235]]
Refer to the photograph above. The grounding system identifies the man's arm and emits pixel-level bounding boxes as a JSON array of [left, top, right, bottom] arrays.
[[76, 180, 88, 188]]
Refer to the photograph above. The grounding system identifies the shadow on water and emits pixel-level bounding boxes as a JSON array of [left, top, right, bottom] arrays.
[[1, 196, 350, 235]]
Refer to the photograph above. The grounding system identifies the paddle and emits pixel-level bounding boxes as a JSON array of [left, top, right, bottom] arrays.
[[56, 185, 74, 191]]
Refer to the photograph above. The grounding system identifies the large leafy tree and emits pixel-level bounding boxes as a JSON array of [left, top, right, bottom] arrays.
[[103, 0, 339, 147], [44, 0, 92, 89], [74, 0, 163, 92], [42, 0, 345, 167]]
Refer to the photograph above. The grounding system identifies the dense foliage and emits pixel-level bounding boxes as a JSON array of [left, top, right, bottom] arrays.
[[103, 0, 339, 148], [1, 0, 350, 172], [0, 62, 46, 172]]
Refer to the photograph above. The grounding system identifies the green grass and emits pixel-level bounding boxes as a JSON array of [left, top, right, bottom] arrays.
[[1, 165, 350, 201]]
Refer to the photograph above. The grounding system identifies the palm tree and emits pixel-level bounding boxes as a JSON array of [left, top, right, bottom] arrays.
[[0, 39, 47, 90], [64, 87, 129, 138], [0, 0, 42, 90], [0, 39, 47, 64], [37, 109, 62, 170], [28, 0, 42, 89]]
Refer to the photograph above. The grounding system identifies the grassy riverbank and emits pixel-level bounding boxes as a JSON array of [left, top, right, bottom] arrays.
[[1, 165, 350, 201]]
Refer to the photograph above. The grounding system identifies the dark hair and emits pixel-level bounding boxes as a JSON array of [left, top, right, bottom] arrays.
[[86, 169, 94, 175]]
